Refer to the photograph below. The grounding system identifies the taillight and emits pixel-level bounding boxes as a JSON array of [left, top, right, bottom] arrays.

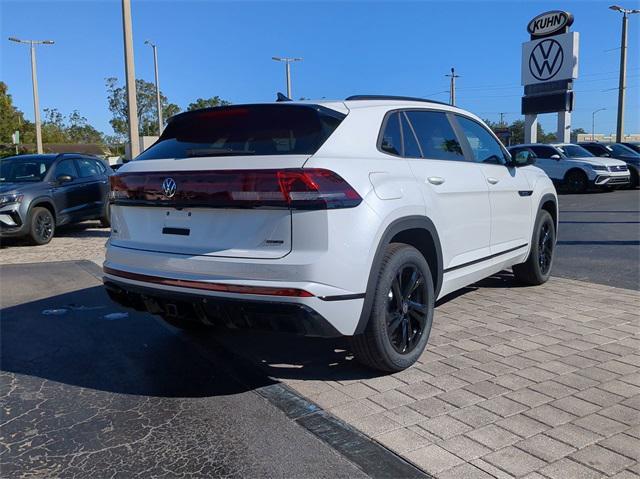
[[110, 169, 362, 210]]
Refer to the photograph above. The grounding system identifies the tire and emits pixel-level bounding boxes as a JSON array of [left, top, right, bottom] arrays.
[[99, 204, 111, 228], [513, 210, 555, 286], [564, 170, 588, 194], [629, 168, 639, 189], [27, 207, 55, 245], [350, 243, 434, 372]]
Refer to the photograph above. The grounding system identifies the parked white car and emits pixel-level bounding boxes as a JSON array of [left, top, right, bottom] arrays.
[[508, 143, 630, 193], [103, 96, 558, 371]]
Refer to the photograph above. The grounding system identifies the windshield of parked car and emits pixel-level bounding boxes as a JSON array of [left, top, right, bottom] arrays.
[[608, 144, 640, 157], [136, 104, 346, 160], [0, 156, 53, 183], [557, 145, 594, 158]]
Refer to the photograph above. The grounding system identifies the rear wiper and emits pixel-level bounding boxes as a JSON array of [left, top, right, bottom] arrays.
[[185, 148, 256, 157]]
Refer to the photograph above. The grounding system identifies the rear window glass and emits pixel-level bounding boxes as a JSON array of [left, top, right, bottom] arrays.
[[136, 104, 345, 160]]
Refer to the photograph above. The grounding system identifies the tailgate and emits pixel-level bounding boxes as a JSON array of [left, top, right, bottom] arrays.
[[110, 205, 291, 259]]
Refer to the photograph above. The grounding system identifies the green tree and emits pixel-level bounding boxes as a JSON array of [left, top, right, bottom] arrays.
[[187, 96, 231, 111], [66, 110, 104, 143], [106, 77, 181, 137], [571, 128, 587, 142], [0, 82, 26, 144]]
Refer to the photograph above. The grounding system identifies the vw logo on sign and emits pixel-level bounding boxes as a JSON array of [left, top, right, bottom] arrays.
[[162, 177, 177, 198], [529, 39, 564, 81]]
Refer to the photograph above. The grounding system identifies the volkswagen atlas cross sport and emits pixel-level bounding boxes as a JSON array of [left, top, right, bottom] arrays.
[[103, 96, 558, 372]]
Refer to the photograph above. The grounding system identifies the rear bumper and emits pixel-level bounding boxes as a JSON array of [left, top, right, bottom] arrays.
[[102, 248, 366, 336], [104, 278, 345, 338]]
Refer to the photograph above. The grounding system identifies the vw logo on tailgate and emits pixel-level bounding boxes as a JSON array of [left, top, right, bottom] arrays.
[[162, 177, 177, 198], [529, 38, 563, 81]]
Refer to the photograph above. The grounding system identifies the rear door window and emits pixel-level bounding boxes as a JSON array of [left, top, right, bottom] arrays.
[[529, 146, 558, 158], [405, 111, 465, 161], [400, 113, 422, 158], [136, 104, 346, 160]]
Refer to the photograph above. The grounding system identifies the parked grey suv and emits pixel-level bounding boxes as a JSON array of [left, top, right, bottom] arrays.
[[0, 153, 112, 244]]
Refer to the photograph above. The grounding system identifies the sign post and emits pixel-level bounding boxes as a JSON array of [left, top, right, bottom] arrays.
[[521, 11, 579, 143]]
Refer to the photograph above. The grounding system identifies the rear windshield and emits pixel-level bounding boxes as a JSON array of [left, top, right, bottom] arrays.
[[136, 104, 346, 160]]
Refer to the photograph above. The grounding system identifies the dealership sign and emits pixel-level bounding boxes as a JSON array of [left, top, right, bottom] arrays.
[[527, 10, 573, 37], [522, 32, 579, 86], [521, 10, 579, 124]]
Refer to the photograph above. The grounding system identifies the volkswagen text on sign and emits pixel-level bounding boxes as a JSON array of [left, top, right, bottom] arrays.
[[522, 32, 579, 86], [527, 10, 573, 37]]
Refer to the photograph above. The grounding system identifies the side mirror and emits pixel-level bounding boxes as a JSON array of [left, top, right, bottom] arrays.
[[513, 151, 536, 167], [550, 154, 561, 160], [56, 174, 74, 184]]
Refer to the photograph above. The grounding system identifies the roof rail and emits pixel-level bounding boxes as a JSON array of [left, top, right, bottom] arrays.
[[345, 95, 449, 106]]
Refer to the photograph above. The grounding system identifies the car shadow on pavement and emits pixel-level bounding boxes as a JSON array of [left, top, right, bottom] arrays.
[[206, 271, 530, 383], [0, 285, 274, 397]]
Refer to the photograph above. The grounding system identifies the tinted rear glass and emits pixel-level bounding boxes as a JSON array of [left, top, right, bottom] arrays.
[[136, 104, 346, 160]]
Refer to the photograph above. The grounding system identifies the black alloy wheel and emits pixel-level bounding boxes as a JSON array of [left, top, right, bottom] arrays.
[[538, 221, 553, 276], [386, 264, 428, 354], [29, 207, 55, 245]]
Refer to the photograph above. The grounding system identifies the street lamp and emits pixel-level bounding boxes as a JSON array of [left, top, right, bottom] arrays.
[[144, 40, 163, 135], [609, 5, 640, 142], [121, 0, 140, 159], [8, 36, 54, 154], [592, 108, 606, 141], [272, 57, 303, 99]]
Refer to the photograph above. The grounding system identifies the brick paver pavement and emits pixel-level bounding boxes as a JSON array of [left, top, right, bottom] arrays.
[[1, 229, 638, 478], [217, 275, 640, 478], [0, 222, 107, 265]]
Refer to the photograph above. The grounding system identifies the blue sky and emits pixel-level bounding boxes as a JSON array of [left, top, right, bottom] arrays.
[[2, 0, 639, 137]]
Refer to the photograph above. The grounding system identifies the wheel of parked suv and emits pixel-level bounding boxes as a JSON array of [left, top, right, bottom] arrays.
[[351, 243, 434, 372], [100, 204, 111, 228], [564, 170, 588, 194], [630, 169, 639, 189], [28, 207, 55, 245], [513, 210, 555, 286]]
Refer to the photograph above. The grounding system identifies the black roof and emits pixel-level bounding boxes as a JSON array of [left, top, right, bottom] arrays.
[[345, 95, 449, 106]]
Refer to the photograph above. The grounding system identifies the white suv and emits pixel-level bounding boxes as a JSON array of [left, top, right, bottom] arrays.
[[508, 143, 630, 193], [104, 96, 558, 372]]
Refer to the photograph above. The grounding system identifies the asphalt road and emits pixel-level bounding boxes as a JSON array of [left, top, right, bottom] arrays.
[[0, 262, 374, 479], [554, 188, 639, 291]]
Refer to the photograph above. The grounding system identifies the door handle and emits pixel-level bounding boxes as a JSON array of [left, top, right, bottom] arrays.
[[427, 176, 445, 185], [487, 177, 499, 185]]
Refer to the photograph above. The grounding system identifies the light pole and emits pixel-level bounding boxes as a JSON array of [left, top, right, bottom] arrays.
[[609, 5, 640, 142], [272, 57, 303, 99], [121, 0, 140, 158], [8, 37, 54, 154], [592, 108, 606, 141], [445, 67, 460, 106], [145, 40, 163, 135]]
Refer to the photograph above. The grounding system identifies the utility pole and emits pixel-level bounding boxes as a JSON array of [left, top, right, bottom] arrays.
[[592, 108, 606, 141], [445, 67, 460, 106], [609, 5, 639, 142], [145, 40, 163, 135], [499, 112, 507, 126], [8, 37, 54, 154], [122, 0, 140, 158], [272, 57, 303, 99]]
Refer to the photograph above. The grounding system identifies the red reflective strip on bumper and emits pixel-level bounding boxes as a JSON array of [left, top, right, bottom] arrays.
[[103, 266, 314, 298]]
